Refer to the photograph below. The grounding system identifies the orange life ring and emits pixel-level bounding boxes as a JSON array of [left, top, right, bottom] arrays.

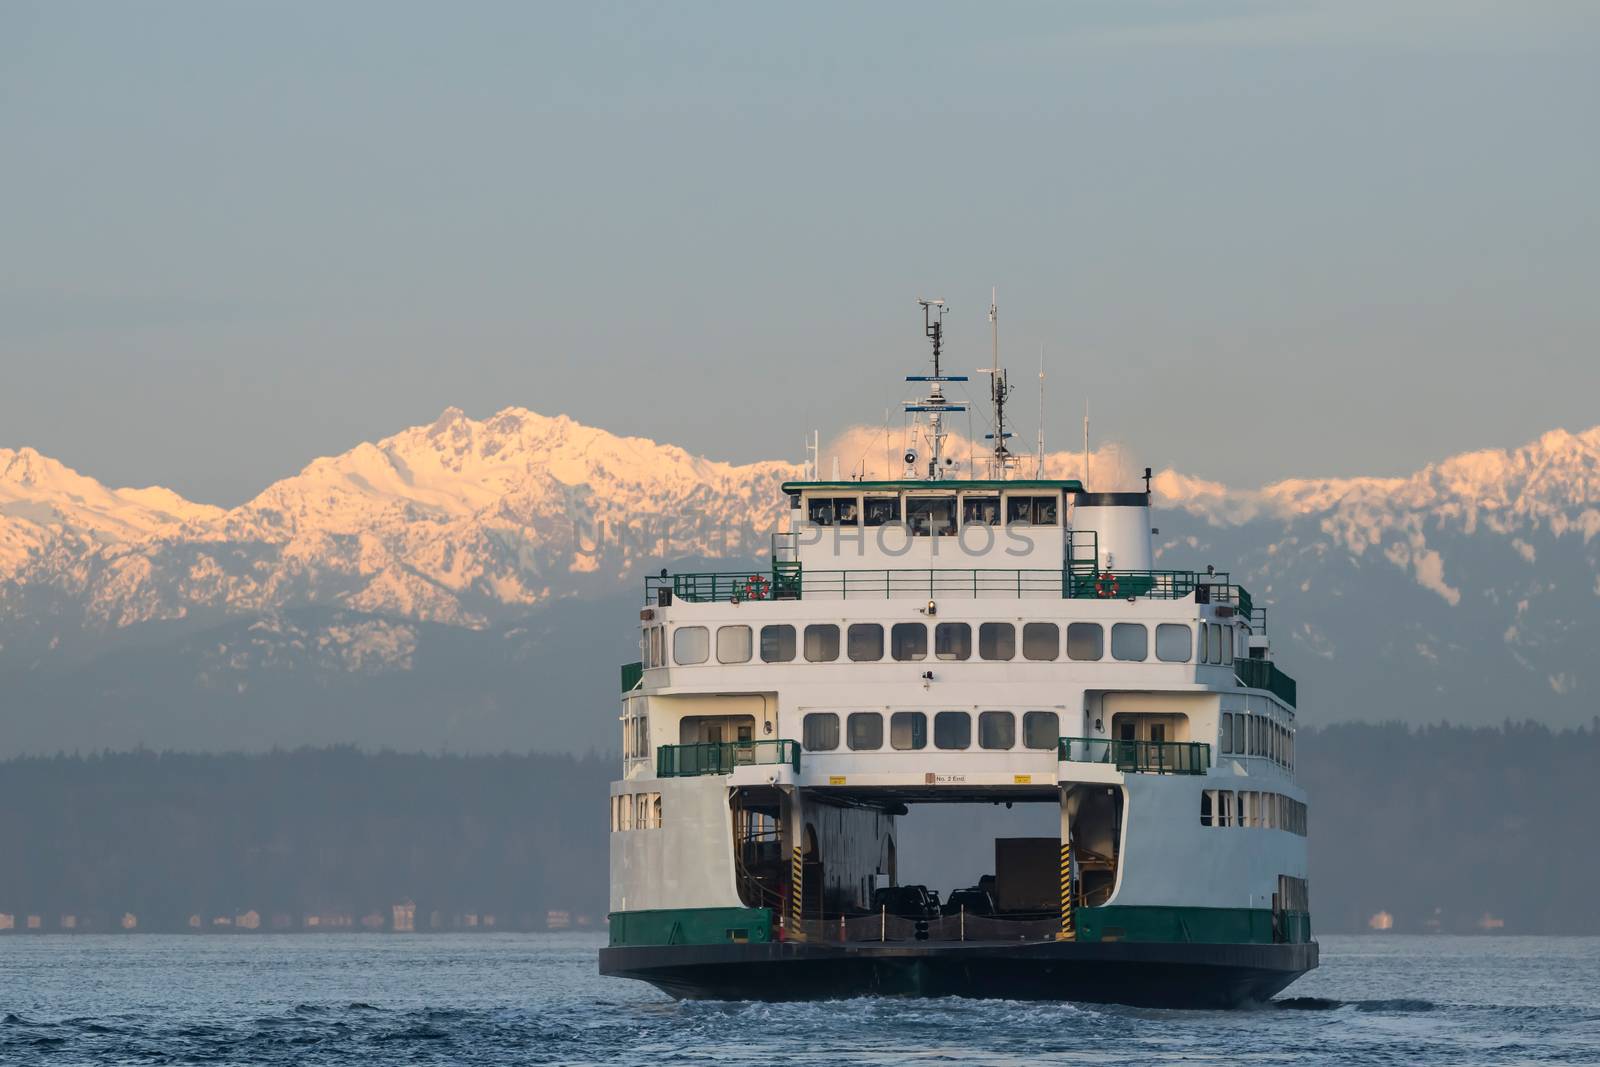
[[743, 575, 769, 601], [1094, 572, 1120, 598]]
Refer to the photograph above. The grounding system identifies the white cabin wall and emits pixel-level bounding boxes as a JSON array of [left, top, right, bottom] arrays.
[[609, 778, 743, 913]]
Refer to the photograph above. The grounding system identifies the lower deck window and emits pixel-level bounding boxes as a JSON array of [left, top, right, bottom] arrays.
[[934, 711, 971, 750], [1023, 711, 1058, 750], [1022, 622, 1059, 661], [935, 622, 971, 660], [761, 625, 796, 662], [847, 712, 883, 750], [803, 712, 839, 751], [979, 711, 1015, 750], [890, 711, 927, 750]]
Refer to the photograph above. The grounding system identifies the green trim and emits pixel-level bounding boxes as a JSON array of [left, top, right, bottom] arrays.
[[1074, 906, 1312, 945], [619, 661, 643, 694], [781, 479, 1084, 493], [608, 907, 773, 947]]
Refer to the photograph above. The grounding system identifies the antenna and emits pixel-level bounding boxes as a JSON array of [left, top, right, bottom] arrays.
[[908, 298, 967, 480], [1082, 400, 1090, 487], [975, 287, 1015, 479], [1036, 346, 1045, 478], [805, 431, 819, 481]]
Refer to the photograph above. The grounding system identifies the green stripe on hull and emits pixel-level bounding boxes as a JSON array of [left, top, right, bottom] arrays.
[[609, 907, 773, 947], [1075, 906, 1312, 945]]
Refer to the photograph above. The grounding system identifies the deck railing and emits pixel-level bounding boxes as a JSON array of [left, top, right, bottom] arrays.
[[1234, 657, 1298, 708], [646, 566, 1253, 610], [656, 740, 801, 778], [1057, 736, 1211, 775]]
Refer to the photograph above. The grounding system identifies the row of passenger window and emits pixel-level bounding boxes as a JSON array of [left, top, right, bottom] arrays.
[[1200, 790, 1306, 835], [662, 621, 1239, 667], [609, 792, 662, 832], [1221, 711, 1295, 769], [802, 710, 1060, 753], [805, 493, 1059, 533]]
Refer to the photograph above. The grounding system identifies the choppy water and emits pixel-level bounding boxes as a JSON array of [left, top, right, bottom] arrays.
[[3, 933, 1597, 1065]]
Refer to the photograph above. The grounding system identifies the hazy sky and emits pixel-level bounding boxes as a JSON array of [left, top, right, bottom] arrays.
[[4, 2, 1598, 505]]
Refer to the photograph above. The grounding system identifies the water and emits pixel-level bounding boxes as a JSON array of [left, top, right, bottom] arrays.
[[3, 933, 1597, 1065]]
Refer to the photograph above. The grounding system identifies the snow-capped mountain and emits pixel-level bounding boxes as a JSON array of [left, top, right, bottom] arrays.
[[1, 411, 1596, 755]]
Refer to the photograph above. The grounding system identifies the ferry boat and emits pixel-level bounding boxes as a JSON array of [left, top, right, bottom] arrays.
[[599, 300, 1315, 1007]]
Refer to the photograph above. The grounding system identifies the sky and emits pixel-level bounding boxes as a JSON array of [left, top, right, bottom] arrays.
[[3, 1, 1598, 506]]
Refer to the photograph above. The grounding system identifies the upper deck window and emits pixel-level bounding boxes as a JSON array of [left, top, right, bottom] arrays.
[[979, 622, 1015, 661], [1022, 622, 1059, 661], [807, 497, 859, 527], [672, 626, 709, 665], [847, 623, 883, 661], [935, 622, 971, 661], [1067, 622, 1103, 661], [760, 624, 796, 662], [864, 496, 901, 526], [962, 496, 1000, 526], [907, 496, 957, 536], [716, 625, 752, 664], [804, 624, 840, 662], [1006, 496, 1059, 526], [891, 622, 928, 661], [1155, 623, 1193, 663], [1111, 622, 1148, 661]]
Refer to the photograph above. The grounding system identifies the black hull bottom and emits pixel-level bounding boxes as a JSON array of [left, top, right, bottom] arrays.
[[600, 939, 1317, 1009]]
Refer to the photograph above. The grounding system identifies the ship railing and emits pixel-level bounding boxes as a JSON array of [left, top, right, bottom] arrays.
[[1057, 736, 1211, 775], [656, 740, 801, 778], [1234, 657, 1298, 708], [646, 566, 1255, 609], [792, 913, 1061, 944]]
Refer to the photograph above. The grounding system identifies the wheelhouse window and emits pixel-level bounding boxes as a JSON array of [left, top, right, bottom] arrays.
[[760, 624, 796, 662], [1111, 622, 1148, 661], [672, 626, 709, 665], [935, 622, 971, 661], [906, 496, 957, 536], [1023, 711, 1059, 750], [934, 711, 971, 750], [716, 625, 752, 664], [803, 712, 839, 751], [807, 496, 859, 526], [979, 622, 1015, 661], [1198, 623, 1209, 663], [1200, 791, 1213, 826], [804, 624, 840, 662], [847, 712, 883, 751], [891, 622, 928, 661], [847, 623, 883, 662], [1006, 496, 1059, 526], [962, 496, 1000, 526], [1066, 622, 1103, 661], [890, 711, 927, 751], [864, 495, 902, 526], [979, 711, 1015, 750], [1155, 623, 1193, 663], [1022, 622, 1059, 661]]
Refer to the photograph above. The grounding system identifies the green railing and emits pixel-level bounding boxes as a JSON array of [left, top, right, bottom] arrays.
[[1057, 736, 1211, 775], [646, 565, 1254, 609], [656, 740, 801, 778], [1235, 657, 1298, 708]]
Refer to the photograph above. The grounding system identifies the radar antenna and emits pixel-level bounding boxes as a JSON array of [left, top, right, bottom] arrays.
[[906, 298, 968, 480]]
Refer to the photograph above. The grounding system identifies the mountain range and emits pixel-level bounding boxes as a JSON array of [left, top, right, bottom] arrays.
[[3, 410, 1597, 754]]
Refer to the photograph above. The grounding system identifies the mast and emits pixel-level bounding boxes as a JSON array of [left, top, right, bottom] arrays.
[[907, 299, 967, 481], [976, 287, 1014, 479]]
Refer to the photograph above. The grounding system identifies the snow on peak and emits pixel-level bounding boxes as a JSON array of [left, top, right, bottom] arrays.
[[0, 447, 222, 577]]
